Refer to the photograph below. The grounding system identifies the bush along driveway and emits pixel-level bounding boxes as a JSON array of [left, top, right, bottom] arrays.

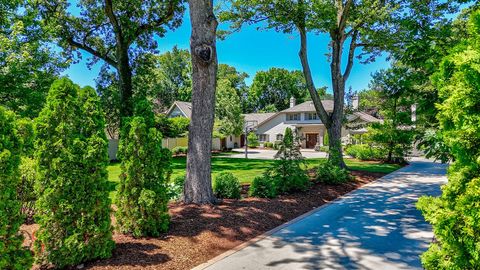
[[197, 160, 446, 270]]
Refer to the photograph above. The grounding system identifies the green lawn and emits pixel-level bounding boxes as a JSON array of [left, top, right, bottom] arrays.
[[107, 157, 401, 200]]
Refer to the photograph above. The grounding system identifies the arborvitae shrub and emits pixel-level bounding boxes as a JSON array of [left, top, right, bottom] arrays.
[[214, 172, 241, 199], [34, 78, 114, 268], [115, 116, 172, 237], [247, 132, 259, 148], [0, 106, 33, 270], [269, 128, 310, 194], [249, 174, 277, 198]]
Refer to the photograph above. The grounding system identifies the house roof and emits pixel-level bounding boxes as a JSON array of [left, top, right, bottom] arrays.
[[166, 101, 192, 118], [351, 112, 383, 123], [243, 113, 276, 127], [281, 100, 334, 113]]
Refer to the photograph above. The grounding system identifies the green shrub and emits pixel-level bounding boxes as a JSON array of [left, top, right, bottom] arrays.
[[316, 160, 353, 184], [417, 13, 480, 269], [247, 132, 259, 148], [213, 172, 241, 199], [345, 144, 385, 161], [34, 79, 114, 268], [0, 106, 33, 270], [270, 128, 310, 194], [249, 174, 277, 198], [167, 175, 185, 201], [264, 142, 273, 148], [172, 146, 188, 155], [318, 146, 329, 152], [18, 157, 37, 224], [115, 116, 172, 237]]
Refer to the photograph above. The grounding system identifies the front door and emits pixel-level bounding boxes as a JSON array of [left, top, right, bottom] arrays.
[[306, 133, 318, 149]]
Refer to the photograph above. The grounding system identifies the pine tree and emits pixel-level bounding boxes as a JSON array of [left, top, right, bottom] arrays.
[[34, 78, 114, 268]]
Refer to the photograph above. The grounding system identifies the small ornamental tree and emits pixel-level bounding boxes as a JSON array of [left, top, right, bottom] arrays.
[[247, 132, 259, 148], [0, 106, 33, 270], [269, 128, 310, 194], [34, 78, 114, 268], [115, 110, 172, 237]]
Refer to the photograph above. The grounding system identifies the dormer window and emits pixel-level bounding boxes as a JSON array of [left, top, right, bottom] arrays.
[[287, 113, 300, 121], [306, 113, 319, 120]]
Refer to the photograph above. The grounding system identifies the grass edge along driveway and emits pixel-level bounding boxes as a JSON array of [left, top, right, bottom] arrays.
[[107, 157, 401, 200]]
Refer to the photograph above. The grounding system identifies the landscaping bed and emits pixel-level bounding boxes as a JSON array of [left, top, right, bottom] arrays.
[[23, 170, 387, 270]]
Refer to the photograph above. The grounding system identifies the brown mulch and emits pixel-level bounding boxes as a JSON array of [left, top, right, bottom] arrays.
[[22, 170, 385, 270]]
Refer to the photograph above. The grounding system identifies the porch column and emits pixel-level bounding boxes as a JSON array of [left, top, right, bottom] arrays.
[[319, 128, 324, 146]]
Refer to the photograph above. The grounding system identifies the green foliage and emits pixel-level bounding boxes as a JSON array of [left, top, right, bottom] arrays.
[[316, 160, 352, 185], [17, 157, 37, 224], [218, 64, 250, 112], [34, 78, 114, 268], [167, 175, 185, 201], [215, 79, 244, 136], [417, 129, 453, 163], [268, 128, 310, 194], [0, 106, 33, 270], [345, 144, 386, 161], [172, 146, 188, 155], [247, 132, 259, 148], [264, 142, 274, 148], [418, 11, 480, 270], [247, 68, 308, 112], [155, 114, 190, 138], [0, 1, 64, 119], [323, 133, 329, 146], [115, 116, 172, 237], [213, 172, 241, 199], [249, 174, 277, 198]]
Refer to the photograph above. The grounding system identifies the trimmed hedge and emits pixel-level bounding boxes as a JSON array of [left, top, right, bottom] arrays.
[[172, 146, 188, 155], [0, 106, 33, 270], [345, 144, 386, 161], [34, 79, 114, 268]]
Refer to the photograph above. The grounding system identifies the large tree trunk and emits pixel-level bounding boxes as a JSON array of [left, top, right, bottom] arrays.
[[117, 46, 134, 119], [184, 0, 218, 204], [329, 36, 347, 168]]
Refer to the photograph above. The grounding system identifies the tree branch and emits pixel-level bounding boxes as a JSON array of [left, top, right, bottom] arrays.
[[104, 0, 124, 46], [132, 1, 176, 42], [297, 25, 330, 126], [66, 37, 118, 67], [343, 30, 358, 81]]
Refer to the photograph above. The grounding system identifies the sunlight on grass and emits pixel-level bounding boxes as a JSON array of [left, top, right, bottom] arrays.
[[107, 156, 402, 200]]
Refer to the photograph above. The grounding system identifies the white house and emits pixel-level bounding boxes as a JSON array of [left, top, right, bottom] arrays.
[[167, 97, 382, 150]]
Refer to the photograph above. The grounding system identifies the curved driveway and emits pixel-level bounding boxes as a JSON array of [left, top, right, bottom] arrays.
[[196, 160, 446, 270]]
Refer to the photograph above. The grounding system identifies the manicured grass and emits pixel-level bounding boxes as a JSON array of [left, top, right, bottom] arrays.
[[107, 156, 401, 200]]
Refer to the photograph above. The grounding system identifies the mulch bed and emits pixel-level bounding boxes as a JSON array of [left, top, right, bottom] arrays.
[[22, 170, 385, 270]]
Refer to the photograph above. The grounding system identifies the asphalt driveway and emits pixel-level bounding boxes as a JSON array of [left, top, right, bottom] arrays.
[[195, 160, 446, 270]]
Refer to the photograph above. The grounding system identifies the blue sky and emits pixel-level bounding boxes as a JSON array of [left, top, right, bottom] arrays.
[[62, 10, 390, 93]]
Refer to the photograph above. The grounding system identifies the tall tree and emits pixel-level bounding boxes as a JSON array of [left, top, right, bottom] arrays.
[[215, 79, 244, 137], [219, 0, 466, 168], [184, 0, 218, 204], [37, 0, 185, 119], [248, 68, 308, 112], [0, 0, 64, 118], [218, 63, 249, 112]]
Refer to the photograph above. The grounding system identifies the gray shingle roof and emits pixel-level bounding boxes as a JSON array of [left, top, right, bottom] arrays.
[[167, 101, 192, 118], [243, 113, 276, 127], [352, 112, 383, 123], [281, 100, 334, 113]]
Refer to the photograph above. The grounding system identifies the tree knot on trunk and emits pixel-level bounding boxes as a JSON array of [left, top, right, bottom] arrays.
[[194, 44, 213, 64]]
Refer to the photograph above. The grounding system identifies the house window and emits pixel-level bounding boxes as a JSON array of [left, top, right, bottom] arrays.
[[287, 113, 300, 121], [306, 113, 319, 120], [276, 134, 284, 141], [258, 134, 268, 142]]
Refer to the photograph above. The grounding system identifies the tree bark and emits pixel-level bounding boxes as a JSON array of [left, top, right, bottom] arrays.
[[184, 0, 218, 204], [117, 46, 133, 119]]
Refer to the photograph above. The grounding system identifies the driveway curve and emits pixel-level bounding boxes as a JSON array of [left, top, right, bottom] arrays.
[[196, 160, 446, 270]]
